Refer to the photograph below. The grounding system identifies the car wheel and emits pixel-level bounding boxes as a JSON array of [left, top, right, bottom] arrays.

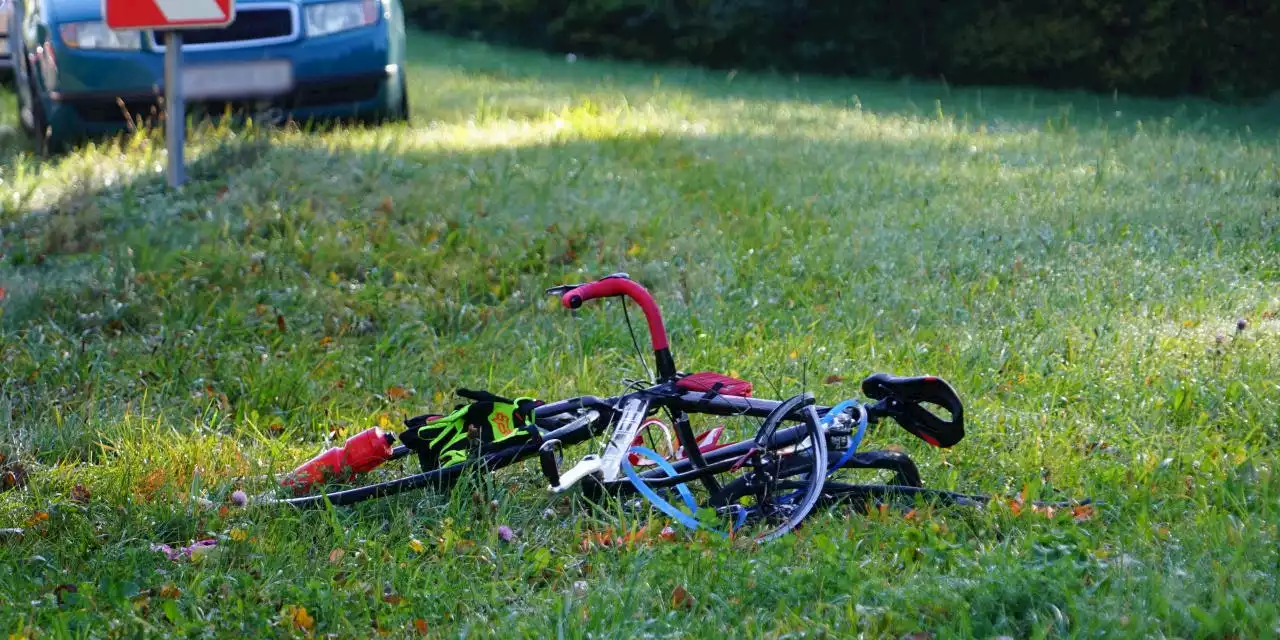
[[396, 75, 410, 121], [377, 75, 409, 125], [21, 64, 62, 157]]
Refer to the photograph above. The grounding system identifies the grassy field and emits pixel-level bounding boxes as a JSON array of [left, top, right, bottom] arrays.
[[2, 30, 1279, 638]]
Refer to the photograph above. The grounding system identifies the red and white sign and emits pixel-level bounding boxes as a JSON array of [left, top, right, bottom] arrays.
[[104, 0, 236, 30]]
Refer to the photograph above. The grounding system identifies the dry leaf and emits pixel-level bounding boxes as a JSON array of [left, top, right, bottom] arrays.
[[2, 464, 29, 492], [671, 585, 694, 610], [386, 386, 411, 401], [412, 619, 429, 635], [69, 484, 91, 504], [276, 314, 287, 333], [382, 592, 405, 605], [823, 375, 845, 384], [379, 197, 394, 214], [1073, 504, 1096, 522], [158, 583, 182, 599], [283, 605, 315, 632], [328, 548, 345, 564]]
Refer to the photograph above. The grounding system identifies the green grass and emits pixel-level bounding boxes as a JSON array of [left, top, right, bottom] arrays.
[[2, 30, 1279, 638]]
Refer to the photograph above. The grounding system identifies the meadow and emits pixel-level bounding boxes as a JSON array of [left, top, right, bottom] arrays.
[[1, 31, 1278, 638]]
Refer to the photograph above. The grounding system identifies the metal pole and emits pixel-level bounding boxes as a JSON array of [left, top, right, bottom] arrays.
[[164, 30, 185, 189]]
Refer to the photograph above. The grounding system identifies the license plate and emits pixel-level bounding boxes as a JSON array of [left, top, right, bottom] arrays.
[[182, 60, 293, 101]]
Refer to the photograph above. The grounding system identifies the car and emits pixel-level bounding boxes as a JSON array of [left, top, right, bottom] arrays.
[[1, 0, 14, 74], [7, 0, 409, 154]]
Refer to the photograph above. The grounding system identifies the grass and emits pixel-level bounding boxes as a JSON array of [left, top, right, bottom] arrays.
[[2, 30, 1279, 638]]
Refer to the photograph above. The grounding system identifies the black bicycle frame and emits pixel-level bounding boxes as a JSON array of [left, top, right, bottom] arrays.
[[281, 381, 863, 509]]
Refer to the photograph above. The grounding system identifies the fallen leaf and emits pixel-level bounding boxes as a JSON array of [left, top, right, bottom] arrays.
[[382, 592, 405, 605], [158, 584, 182, 599], [2, 464, 29, 492], [379, 197, 394, 214], [412, 619, 429, 635], [70, 484, 91, 504], [1073, 504, 1096, 522], [386, 386, 411, 401], [329, 548, 345, 564], [823, 375, 845, 384], [282, 605, 314, 632], [276, 314, 287, 333], [671, 584, 694, 610]]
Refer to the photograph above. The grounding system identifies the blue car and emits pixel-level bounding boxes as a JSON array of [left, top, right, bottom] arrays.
[[7, 0, 409, 154]]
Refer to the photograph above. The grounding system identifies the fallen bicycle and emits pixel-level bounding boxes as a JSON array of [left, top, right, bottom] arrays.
[[268, 273, 1091, 541]]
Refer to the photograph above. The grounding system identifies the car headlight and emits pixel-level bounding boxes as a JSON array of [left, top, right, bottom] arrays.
[[305, 0, 380, 37], [59, 21, 141, 50]]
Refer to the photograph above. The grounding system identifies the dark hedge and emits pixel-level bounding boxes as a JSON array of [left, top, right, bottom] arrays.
[[405, 0, 1280, 100]]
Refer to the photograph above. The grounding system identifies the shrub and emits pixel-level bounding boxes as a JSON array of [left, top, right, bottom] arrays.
[[403, 0, 1280, 100]]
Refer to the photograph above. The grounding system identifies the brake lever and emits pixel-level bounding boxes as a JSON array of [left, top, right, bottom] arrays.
[[545, 283, 585, 296], [544, 273, 630, 297]]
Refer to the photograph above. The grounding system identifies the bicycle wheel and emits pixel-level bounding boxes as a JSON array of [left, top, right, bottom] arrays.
[[707, 393, 827, 543]]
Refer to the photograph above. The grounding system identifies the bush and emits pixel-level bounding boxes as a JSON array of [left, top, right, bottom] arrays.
[[403, 0, 1280, 100]]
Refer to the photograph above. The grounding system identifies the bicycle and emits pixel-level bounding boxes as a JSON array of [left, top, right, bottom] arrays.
[[270, 273, 1085, 541]]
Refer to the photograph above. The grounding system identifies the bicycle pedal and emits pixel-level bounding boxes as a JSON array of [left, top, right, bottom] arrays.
[[538, 439, 564, 488], [549, 455, 604, 493]]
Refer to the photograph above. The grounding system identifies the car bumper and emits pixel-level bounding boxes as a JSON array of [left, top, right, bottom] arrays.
[[0, 33, 12, 71], [43, 24, 402, 133]]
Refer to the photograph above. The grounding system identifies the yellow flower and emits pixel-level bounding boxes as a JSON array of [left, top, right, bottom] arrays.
[[229, 528, 247, 542], [408, 538, 425, 554]]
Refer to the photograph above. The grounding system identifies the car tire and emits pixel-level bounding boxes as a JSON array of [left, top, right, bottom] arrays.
[[373, 75, 409, 125], [20, 63, 62, 157], [396, 75, 410, 121]]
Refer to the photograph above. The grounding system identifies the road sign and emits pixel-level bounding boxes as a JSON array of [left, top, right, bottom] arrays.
[[103, 0, 235, 30], [103, 0, 238, 189]]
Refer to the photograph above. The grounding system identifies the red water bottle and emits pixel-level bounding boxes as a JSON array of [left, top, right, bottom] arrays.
[[282, 427, 396, 494]]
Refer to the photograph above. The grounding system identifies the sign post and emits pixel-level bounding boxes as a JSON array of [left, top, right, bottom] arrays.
[[163, 31, 184, 188], [103, 0, 235, 189]]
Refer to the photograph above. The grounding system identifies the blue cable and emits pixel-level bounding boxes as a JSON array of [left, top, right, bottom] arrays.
[[620, 446, 729, 536], [625, 446, 699, 513], [622, 398, 868, 536], [823, 400, 869, 474]]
